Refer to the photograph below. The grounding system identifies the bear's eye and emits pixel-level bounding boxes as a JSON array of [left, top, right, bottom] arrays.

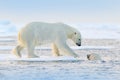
[[74, 32, 76, 35]]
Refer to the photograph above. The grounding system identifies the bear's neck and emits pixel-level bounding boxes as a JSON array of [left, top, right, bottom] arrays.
[[65, 27, 74, 39]]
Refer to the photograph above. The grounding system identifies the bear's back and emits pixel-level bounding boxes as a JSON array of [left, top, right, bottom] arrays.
[[24, 22, 70, 33]]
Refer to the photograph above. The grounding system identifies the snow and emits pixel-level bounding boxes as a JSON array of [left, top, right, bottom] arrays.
[[0, 20, 120, 80], [0, 54, 78, 62], [0, 45, 114, 51], [0, 39, 16, 42], [0, 57, 119, 80], [80, 30, 120, 39], [0, 39, 119, 80]]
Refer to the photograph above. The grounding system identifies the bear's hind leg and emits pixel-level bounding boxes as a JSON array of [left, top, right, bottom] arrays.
[[27, 45, 39, 58], [52, 43, 60, 56], [12, 45, 24, 58]]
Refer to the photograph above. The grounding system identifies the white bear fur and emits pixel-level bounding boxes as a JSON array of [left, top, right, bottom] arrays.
[[12, 22, 81, 58]]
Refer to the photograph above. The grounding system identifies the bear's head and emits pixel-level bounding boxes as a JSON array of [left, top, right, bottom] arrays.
[[64, 24, 81, 46], [71, 30, 81, 46]]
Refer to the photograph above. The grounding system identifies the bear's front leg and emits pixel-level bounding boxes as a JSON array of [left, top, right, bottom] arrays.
[[27, 45, 39, 58], [55, 40, 78, 58]]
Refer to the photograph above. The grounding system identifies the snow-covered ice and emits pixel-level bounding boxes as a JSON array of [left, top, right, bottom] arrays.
[[0, 21, 120, 80], [0, 45, 114, 51], [0, 38, 119, 80], [0, 57, 119, 80]]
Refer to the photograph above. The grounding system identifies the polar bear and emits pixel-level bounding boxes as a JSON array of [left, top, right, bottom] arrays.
[[12, 22, 81, 58]]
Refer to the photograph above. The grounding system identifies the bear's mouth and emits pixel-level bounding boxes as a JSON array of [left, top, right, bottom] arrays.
[[76, 43, 81, 46]]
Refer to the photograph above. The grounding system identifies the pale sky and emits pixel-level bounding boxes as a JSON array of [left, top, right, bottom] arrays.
[[0, 0, 120, 24]]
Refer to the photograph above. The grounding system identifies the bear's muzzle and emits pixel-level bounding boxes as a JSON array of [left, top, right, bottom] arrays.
[[76, 43, 81, 46]]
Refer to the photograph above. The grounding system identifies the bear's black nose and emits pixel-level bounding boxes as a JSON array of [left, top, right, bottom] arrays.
[[76, 43, 81, 46]]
